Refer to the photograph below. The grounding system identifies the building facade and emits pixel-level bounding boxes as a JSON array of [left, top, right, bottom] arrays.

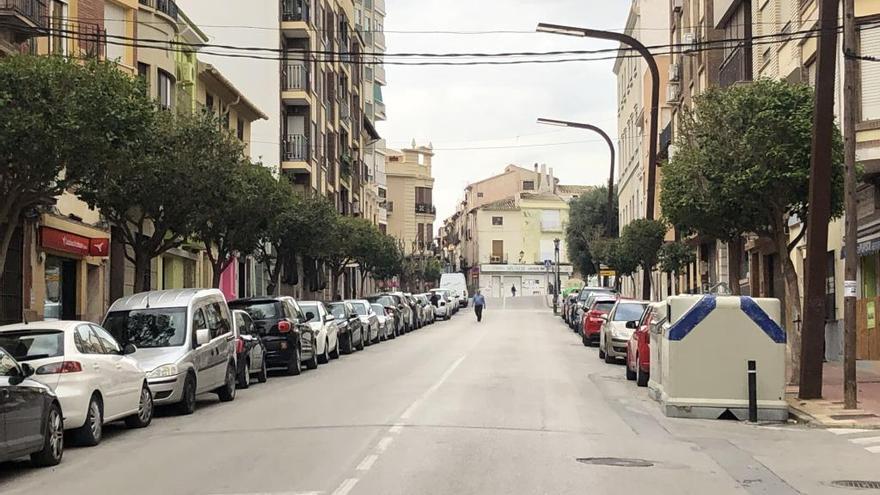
[[385, 144, 436, 255]]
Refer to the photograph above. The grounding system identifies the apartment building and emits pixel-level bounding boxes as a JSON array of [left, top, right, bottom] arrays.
[[385, 144, 436, 255]]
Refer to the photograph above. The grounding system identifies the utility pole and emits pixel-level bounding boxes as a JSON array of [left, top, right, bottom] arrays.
[[799, 0, 840, 399], [842, 0, 858, 410]]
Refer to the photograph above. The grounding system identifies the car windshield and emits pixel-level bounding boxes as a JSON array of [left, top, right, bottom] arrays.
[[229, 301, 279, 320], [104, 308, 188, 348], [593, 301, 616, 313], [328, 304, 347, 318], [613, 303, 648, 322], [352, 302, 369, 316], [299, 303, 319, 322], [371, 304, 386, 314], [0, 331, 64, 361]]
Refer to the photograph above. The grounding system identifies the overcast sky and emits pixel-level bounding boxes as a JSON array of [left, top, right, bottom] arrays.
[[177, 0, 630, 222]]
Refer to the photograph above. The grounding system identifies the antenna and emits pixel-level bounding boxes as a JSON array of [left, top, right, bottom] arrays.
[[145, 295, 151, 309]]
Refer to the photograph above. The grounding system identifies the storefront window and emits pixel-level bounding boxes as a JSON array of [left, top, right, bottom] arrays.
[[862, 254, 878, 298], [44, 255, 76, 321]]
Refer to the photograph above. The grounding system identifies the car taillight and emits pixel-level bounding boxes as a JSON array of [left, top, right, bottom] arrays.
[[277, 320, 292, 333], [235, 337, 245, 354], [37, 361, 82, 374]]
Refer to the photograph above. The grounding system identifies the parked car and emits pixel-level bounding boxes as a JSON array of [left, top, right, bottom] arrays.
[[440, 272, 469, 307], [229, 296, 317, 375], [232, 310, 267, 389], [366, 294, 401, 337], [0, 348, 64, 466], [581, 295, 619, 346], [0, 320, 154, 446], [626, 302, 667, 387], [104, 289, 237, 416], [431, 288, 458, 316], [402, 293, 423, 329], [300, 301, 340, 362], [349, 299, 381, 345], [431, 291, 452, 320], [415, 294, 435, 325], [598, 300, 650, 364], [563, 290, 580, 323], [573, 287, 615, 331], [327, 301, 365, 353], [371, 303, 396, 340], [390, 292, 417, 331]]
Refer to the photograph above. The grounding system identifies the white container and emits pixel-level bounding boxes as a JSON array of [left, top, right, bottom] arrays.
[[648, 294, 788, 421]]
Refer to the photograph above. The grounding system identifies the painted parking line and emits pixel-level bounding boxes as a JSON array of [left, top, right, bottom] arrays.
[[356, 455, 378, 471], [828, 428, 873, 435], [331, 479, 359, 495], [850, 436, 880, 445]]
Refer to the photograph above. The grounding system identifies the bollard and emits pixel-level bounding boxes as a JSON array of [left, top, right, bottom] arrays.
[[748, 360, 758, 423]]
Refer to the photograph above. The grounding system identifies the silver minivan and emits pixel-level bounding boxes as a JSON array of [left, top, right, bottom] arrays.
[[103, 289, 237, 415]]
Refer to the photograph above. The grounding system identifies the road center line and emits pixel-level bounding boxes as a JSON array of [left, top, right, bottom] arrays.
[[331, 479, 359, 495], [400, 355, 466, 420], [356, 455, 378, 471], [375, 436, 394, 452]]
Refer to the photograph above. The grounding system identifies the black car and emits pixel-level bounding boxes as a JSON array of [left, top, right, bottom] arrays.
[[366, 294, 401, 338], [0, 348, 64, 467], [232, 309, 268, 388], [229, 297, 317, 376], [327, 301, 365, 354]]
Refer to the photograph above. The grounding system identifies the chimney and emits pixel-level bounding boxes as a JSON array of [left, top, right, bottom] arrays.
[[549, 167, 556, 193]]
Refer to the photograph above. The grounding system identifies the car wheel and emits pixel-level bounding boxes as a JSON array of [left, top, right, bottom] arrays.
[[581, 332, 590, 347], [125, 384, 154, 428], [598, 345, 606, 360], [319, 338, 330, 364], [306, 339, 319, 370], [330, 338, 341, 359], [257, 357, 268, 383], [636, 360, 649, 388], [357, 331, 365, 351], [30, 402, 63, 467], [72, 394, 103, 446], [217, 363, 236, 402], [604, 343, 616, 364], [176, 373, 197, 415], [625, 360, 637, 381], [287, 346, 302, 375], [238, 360, 251, 389]]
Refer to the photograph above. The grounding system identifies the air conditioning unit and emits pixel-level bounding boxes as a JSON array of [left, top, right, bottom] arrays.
[[672, 0, 683, 13], [669, 62, 681, 82], [682, 32, 698, 54], [490, 256, 502, 263], [666, 83, 681, 104]]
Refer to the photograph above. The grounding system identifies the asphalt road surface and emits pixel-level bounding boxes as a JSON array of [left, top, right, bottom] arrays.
[[2, 296, 878, 494]]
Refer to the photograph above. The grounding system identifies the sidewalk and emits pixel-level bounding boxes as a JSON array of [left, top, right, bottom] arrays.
[[787, 360, 880, 428]]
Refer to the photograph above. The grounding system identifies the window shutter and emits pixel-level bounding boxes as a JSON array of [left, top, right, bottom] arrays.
[[861, 26, 880, 121]]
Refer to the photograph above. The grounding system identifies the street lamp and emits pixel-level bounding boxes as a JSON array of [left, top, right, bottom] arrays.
[[538, 22, 659, 302], [537, 118, 615, 229], [553, 238, 561, 314]]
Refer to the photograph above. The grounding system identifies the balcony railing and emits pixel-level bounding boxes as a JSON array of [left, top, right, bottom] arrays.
[[489, 255, 509, 265], [415, 203, 436, 215], [0, 0, 47, 29], [719, 46, 749, 88], [282, 63, 309, 91], [659, 122, 672, 153], [282, 0, 309, 22], [139, 0, 178, 20], [281, 134, 309, 162]]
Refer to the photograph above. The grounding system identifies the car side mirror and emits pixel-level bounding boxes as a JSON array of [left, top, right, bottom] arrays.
[[21, 363, 34, 377], [123, 343, 138, 355], [600, 315, 608, 321], [325, 314, 335, 322], [306, 311, 315, 321], [626, 320, 638, 329], [196, 328, 211, 346]]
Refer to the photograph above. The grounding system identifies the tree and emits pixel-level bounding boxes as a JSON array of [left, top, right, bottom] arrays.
[[323, 215, 369, 298], [661, 79, 844, 376], [356, 231, 399, 295], [0, 56, 154, 278], [620, 219, 667, 297], [423, 258, 443, 285], [658, 241, 696, 294], [565, 186, 618, 278], [371, 237, 403, 285], [592, 237, 638, 292]]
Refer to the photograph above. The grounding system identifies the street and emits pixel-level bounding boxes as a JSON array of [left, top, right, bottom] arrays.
[[1, 297, 878, 495]]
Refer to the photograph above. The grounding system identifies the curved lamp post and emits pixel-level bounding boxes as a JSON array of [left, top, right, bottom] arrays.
[[537, 118, 615, 229], [537, 22, 659, 302]]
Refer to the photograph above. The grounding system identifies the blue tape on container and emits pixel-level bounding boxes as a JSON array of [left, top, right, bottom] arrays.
[[740, 297, 787, 344], [667, 295, 716, 341]]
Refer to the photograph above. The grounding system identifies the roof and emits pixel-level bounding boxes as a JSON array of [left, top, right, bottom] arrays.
[[481, 196, 518, 211], [0, 321, 83, 332], [198, 63, 268, 121], [466, 164, 534, 189], [557, 185, 596, 194], [519, 192, 565, 202], [109, 289, 224, 311]]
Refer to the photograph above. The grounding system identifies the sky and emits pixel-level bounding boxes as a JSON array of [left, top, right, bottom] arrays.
[[176, 0, 630, 223]]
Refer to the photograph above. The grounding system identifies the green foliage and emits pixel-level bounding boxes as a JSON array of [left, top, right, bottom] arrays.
[[620, 219, 667, 273], [422, 258, 443, 283], [362, 234, 403, 282], [658, 241, 696, 275], [592, 237, 638, 278], [565, 186, 618, 277]]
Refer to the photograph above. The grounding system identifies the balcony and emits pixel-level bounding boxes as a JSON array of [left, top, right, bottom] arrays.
[[339, 99, 351, 128], [659, 122, 672, 155], [281, 63, 310, 104], [719, 45, 749, 88], [489, 255, 509, 265], [415, 203, 436, 216], [75, 22, 106, 59], [375, 100, 386, 121], [374, 0, 386, 14], [375, 65, 386, 85], [281, 0, 310, 38], [281, 134, 311, 173], [0, 0, 47, 39], [374, 31, 386, 49], [139, 0, 178, 21]]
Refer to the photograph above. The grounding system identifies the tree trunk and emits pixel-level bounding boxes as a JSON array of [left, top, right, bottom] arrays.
[[264, 258, 280, 296], [773, 227, 803, 385], [330, 268, 341, 299], [728, 236, 743, 296], [133, 248, 152, 293], [361, 271, 369, 298], [211, 261, 223, 289], [0, 220, 19, 285]]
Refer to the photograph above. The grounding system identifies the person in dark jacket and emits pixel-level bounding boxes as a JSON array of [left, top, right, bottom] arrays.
[[473, 291, 486, 322]]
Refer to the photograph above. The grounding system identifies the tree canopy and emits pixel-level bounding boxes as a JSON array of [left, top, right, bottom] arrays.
[[565, 186, 618, 278]]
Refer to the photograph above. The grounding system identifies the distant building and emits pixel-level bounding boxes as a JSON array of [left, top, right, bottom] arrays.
[[385, 144, 436, 255]]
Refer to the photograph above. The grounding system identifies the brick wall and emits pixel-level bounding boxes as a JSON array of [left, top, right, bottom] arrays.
[[78, 0, 105, 29]]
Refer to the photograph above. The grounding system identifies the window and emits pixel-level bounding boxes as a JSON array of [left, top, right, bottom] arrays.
[[523, 181, 535, 191], [50, 0, 68, 56], [204, 303, 229, 338], [0, 331, 64, 361], [541, 210, 562, 231], [137, 62, 150, 90], [477, 192, 484, 198], [74, 325, 105, 354], [418, 223, 425, 246], [860, 26, 880, 121], [492, 216, 504, 226], [158, 70, 174, 109], [206, 93, 214, 113], [104, 308, 189, 348], [192, 308, 207, 331], [105, 2, 126, 62], [91, 325, 122, 354], [0, 350, 18, 376], [415, 187, 432, 205], [237, 118, 245, 141]]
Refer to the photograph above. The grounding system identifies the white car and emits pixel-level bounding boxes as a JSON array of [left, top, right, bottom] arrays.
[[349, 300, 381, 344], [371, 303, 396, 340], [598, 300, 650, 364], [299, 301, 340, 362], [431, 289, 458, 316], [0, 321, 153, 446]]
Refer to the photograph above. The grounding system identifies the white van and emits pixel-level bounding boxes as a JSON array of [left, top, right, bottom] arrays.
[[440, 273, 469, 308]]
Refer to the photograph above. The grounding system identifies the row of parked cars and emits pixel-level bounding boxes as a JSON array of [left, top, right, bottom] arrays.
[[562, 286, 663, 387], [0, 287, 464, 467]]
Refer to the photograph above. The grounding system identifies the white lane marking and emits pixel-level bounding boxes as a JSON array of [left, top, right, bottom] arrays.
[[375, 436, 394, 452], [829, 428, 873, 435], [866, 445, 880, 454], [389, 423, 404, 434], [850, 436, 880, 445], [400, 355, 466, 420], [331, 479, 359, 495], [356, 455, 378, 471]]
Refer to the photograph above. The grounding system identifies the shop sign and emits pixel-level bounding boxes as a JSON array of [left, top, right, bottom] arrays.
[[89, 238, 110, 257], [41, 227, 109, 257], [857, 238, 880, 257]]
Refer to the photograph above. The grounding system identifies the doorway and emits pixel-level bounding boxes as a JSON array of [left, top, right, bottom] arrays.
[[44, 255, 77, 321]]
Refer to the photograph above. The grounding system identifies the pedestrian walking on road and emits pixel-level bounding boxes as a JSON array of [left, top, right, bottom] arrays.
[[511, 285, 517, 297], [473, 291, 486, 322]]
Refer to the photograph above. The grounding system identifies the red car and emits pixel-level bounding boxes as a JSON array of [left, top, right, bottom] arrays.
[[581, 296, 618, 347], [626, 303, 664, 387]]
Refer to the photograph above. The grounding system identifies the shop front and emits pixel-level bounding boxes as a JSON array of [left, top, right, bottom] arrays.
[[478, 263, 573, 298]]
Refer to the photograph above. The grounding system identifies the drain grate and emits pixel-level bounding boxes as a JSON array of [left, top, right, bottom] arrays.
[[576, 457, 654, 468], [831, 480, 880, 490]]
